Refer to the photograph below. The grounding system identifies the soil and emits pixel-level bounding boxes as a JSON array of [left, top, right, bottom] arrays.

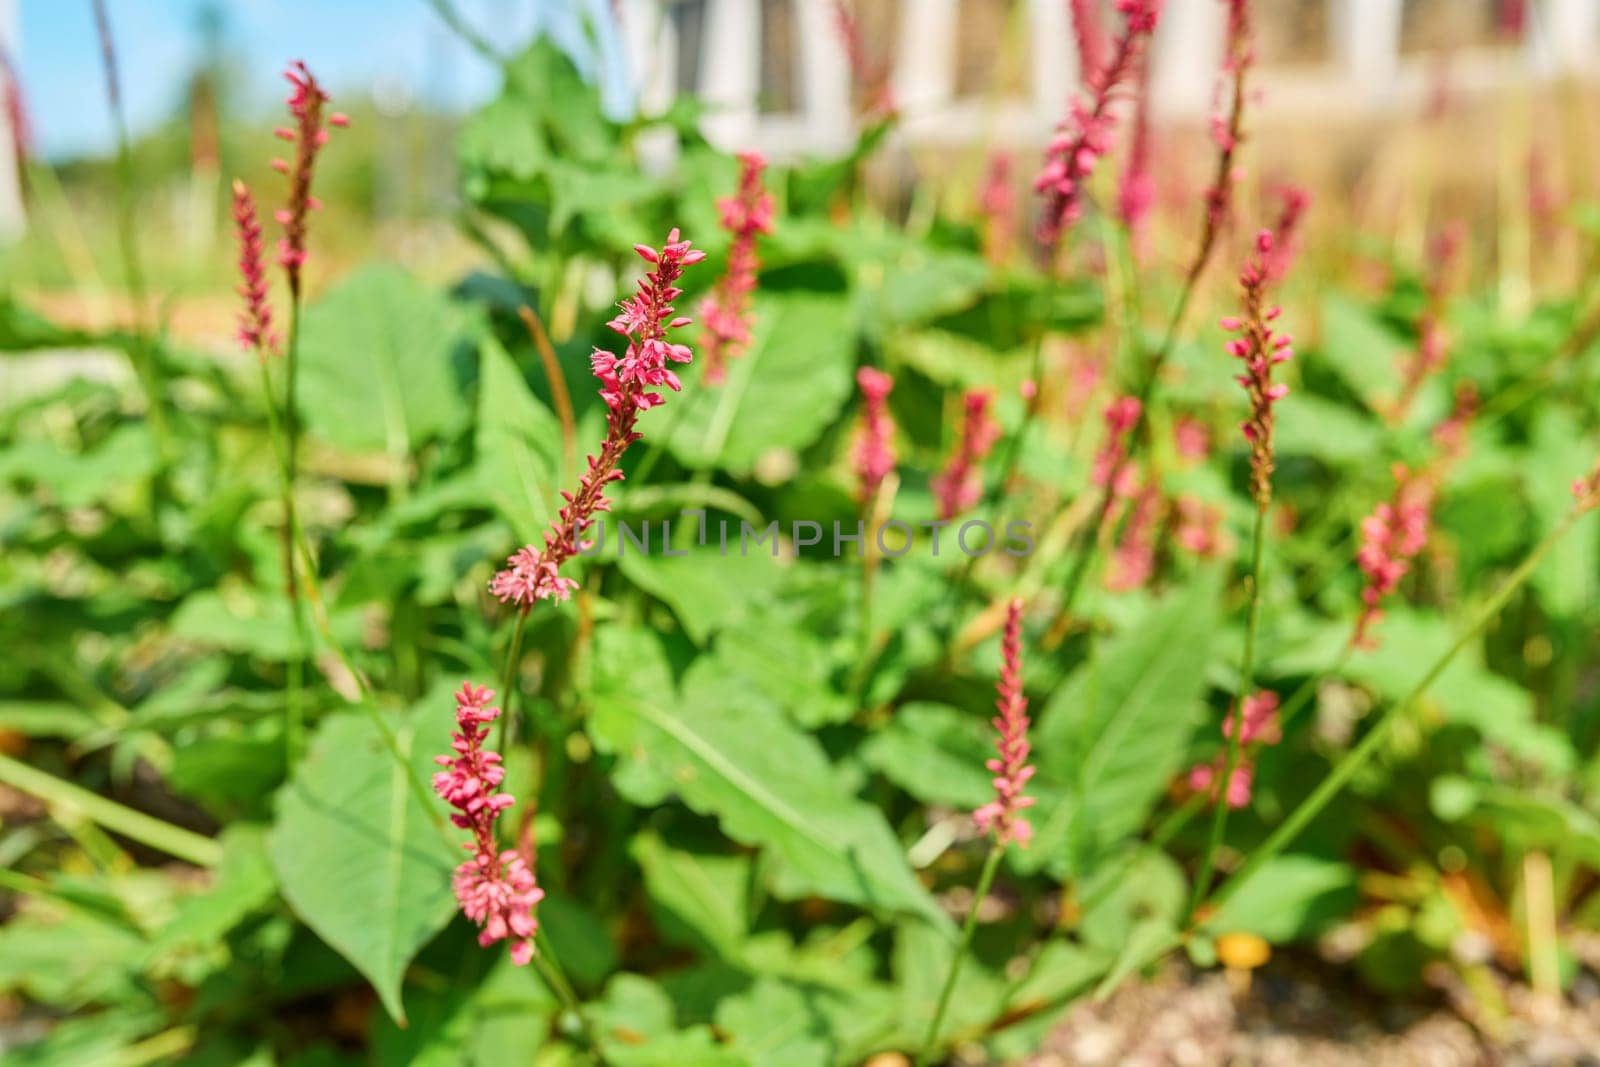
[[1022, 955, 1600, 1067]]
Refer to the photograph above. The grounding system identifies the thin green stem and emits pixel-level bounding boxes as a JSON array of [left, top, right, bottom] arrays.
[[1205, 502, 1586, 920], [918, 843, 1004, 1066], [534, 928, 609, 1063], [497, 609, 530, 754], [0, 753, 221, 867], [1188, 503, 1268, 918], [258, 357, 309, 765]]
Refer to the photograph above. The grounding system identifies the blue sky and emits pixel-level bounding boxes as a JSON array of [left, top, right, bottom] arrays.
[[11, 0, 631, 160]]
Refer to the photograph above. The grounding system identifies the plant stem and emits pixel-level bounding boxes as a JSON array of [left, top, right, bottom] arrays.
[[534, 928, 609, 1063], [918, 843, 1004, 1066], [519, 305, 578, 485], [1204, 503, 1583, 919], [1188, 503, 1268, 918], [0, 754, 221, 867], [497, 608, 529, 754], [90, 0, 169, 460]]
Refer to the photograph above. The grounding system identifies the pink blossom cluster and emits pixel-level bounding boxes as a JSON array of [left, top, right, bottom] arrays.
[[493, 231, 705, 608], [1116, 56, 1156, 235], [1264, 185, 1310, 282], [979, 151, 1018, 264], [1172, 415, 1211, 462], [1091, 395, 1142, 494], [231, 181, 277, 357], [1174, 495, 1227, 558], [1575, 458, 1600, 511], [831, 0, 895, 115], [1393, 224, 1463, 420], [1068, 0, 1107, 90], [1430, 382, 1478, 467], [853, 367, 897, 502], [1222, 230, 1293, 509], [931, 390, 1000, 520], [974, 599, 1035, 847], [432, 683, 544, 965], [1034, 0, 1163, 249], [1105, 484, 1161, 591], [271, 61, 348, 295], [699, 151, 774, 385], [1353, 463, 1435, 649], [1198, 0, 1253, 243], [1189, 690, 1280, 809]]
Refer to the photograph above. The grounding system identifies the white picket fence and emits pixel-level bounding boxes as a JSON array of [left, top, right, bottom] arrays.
[[614, 0, 1600, 158]]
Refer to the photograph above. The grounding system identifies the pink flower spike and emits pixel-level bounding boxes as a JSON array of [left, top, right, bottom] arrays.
[[853, 367, 897, 503], [1227, 228, 1293, 509], [699, 151, 774, 386], [1091, 395, 1142, 493], [974, 599, 1035, 847], [1189, 689, 1280, 810], [491, 230, 704, 608], [1352, 464, 1435, 649], [274, 60, 344, 295], [1035, 0, 1163, 250], [930, 390, 1000, 521], [433, 683, 543, 965], [230, 180, 278, 358]]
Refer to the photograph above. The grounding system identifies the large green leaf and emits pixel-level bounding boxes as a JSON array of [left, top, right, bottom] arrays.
[[666, 294, 856, 473], [588, 634, 945, 927], [267, 686, 459, 1024], [1024, 572, 1223, 877], [1318, 293, 1404, 411], [1202, 855, 1358, 942], [1527, 408, 1598, 619], [297, 263, 470, 455], [475, 336, 562, 541], [859, 702, 994, 810]]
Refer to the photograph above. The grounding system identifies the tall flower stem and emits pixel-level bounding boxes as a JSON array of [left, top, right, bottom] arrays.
[[918, 843, 1003, 1066], [277, 301, 315, 764], [497, 608, 529, 754], [90, 0, 168, 460], [533, 929, 609, 1062], [1205, 503, 1586, 920], [1187, 503, 1266, 919], [0, 753, 222, 868]]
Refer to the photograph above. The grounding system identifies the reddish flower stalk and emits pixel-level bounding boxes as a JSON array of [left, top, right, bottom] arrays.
[[1393, 224, 1463, 420], [1105, 483, 1162, 591], [433, 683, 544, 965], [1116, 52, 1156, 236], [1575, 459, 1600, 512], [1091, 394, 1142, 495], [1174, 495, 1228, 558], [853, 367, 897, 503], [974, 599, 1035, 847], [1197, 0, 1254, 251], [492, 231, 705, 607], [1222, 230, 1293, 510], [931, 390, 1000, 520], [1068, 0, 1108, 90], [272, 61, 348, 298], [1189, 690, 1280, 808], [0, 47, 32, 180], [1034, 0, 1163, 250], [1430, 381, 1478, 468], [699, 151, 774, 386], [231, 180, 278, 357], [832, 0, 895, 116], [979, 151, 1018, 264], [1352, 463, 1435, 649], [1264, 185, 1310, 282]]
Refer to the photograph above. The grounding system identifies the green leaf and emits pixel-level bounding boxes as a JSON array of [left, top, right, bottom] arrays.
[[666, 295, 856, 473], [717, 976, 897, 1067], [589, 637, 946, 927], [267, 685, 459, 1024], [170, 588, 364, 662], [594, 974, 750, 1067], [1025, 572, 1223, 877], [145, 825, 277, 959], [1201, 855, 1357, 942], [631, 829, 752, 959], [1273, 391, 1383, 464], [859, 702, 994, 810], [297, 263, 470, 455], [1318, 293, 1404, 411], [618, 542, 782, 645], [1526, 407, 1598, 619], [475, 336, 562, 541]]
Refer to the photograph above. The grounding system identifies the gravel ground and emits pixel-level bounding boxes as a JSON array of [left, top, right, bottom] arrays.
[[1024, 956, 1600, 1067]]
